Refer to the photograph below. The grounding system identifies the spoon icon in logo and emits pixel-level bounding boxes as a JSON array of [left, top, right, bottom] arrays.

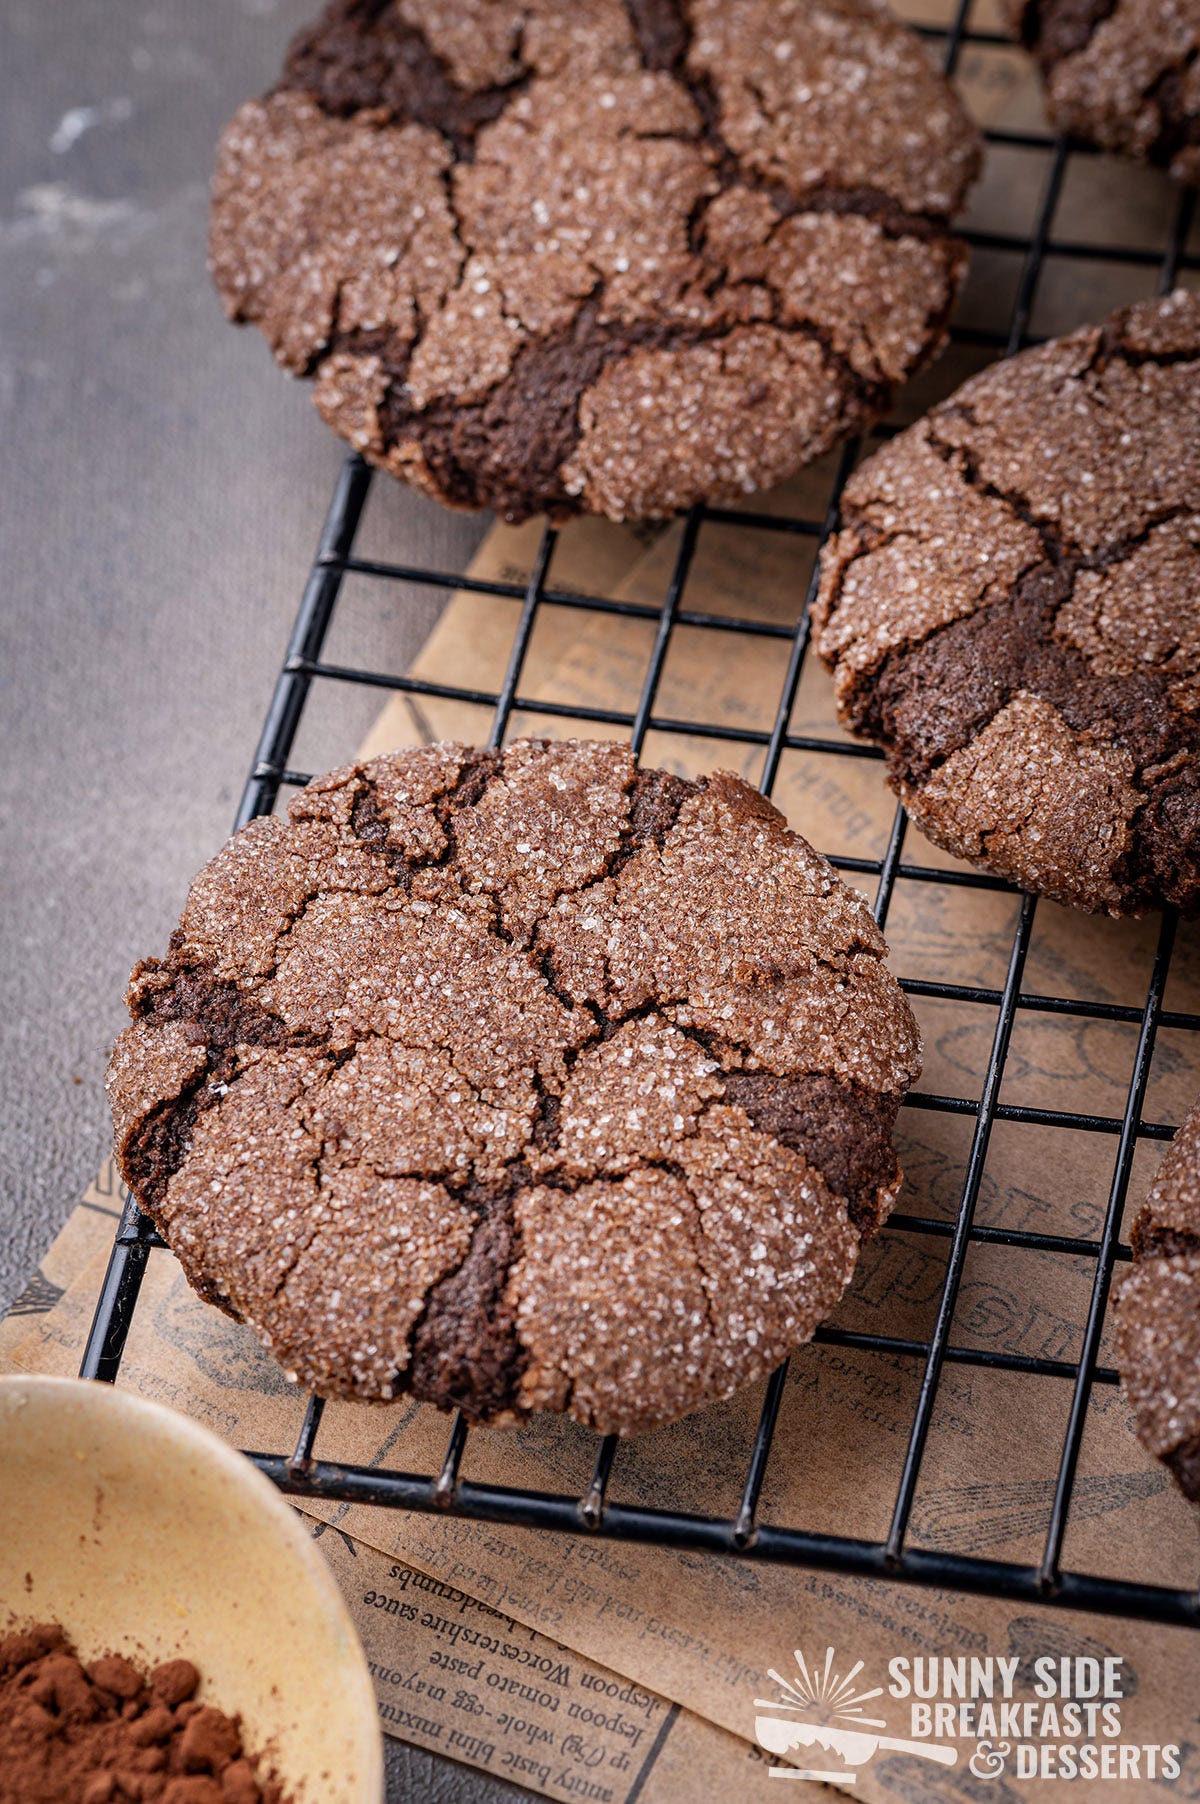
[[753, 1647, 959, 1782]]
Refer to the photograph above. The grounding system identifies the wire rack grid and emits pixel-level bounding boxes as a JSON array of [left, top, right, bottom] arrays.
[[83, 0, 1200, 1630]]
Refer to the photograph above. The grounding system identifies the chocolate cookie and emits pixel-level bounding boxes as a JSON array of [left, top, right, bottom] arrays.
[[813, 291, 1200, 917], [1008, 0, 1200, 185], [1117, 1093, 1200, 1499], [106, 739, 921, 1435], [208, 0, 980, 523]]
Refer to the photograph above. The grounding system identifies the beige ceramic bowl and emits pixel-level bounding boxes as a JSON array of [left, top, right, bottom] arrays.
[[0, 1373, 383, 1803]]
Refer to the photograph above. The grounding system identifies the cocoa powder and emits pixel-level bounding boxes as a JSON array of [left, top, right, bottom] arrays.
[[0, 1624, 290, 1804]]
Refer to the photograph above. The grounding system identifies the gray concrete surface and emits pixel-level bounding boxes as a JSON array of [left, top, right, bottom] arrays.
[[0, 4, 532, 1798]]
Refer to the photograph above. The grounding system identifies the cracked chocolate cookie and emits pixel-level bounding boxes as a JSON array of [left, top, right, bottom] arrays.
[[1117, 1092, 1200, 1499], [813, 290, 1200, 917], [1008, 0, 1200, 185], [208, 0, 980, 523], [106, 739, 921, 1435]]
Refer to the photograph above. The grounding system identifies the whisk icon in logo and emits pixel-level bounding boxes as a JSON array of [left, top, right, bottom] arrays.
[[754, 1646, 958, 1783]]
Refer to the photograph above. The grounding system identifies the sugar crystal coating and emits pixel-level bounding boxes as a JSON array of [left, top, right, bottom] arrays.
[[108, 740, 921, 1434], [208, 0, 980, 522], [813, 291, 1200, 917], [1008, 0, 1200, 187], [1117, 1092, 1200, 1499]]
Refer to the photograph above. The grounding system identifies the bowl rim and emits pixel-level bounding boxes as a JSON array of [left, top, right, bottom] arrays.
[[0, 1372, 384, 1803]]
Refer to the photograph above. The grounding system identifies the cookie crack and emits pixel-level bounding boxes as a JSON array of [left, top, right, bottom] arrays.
[[119, 745, 920, 1421], [135, 749, 704, 1228], [305, 1, 963, 518], [122, 1073, 214, 1217], [623, 0, 963, 237], [837, 462, 1193, 692], [1147, 46, 1200, 171], [769, 184, 956, 241], [132, 742, 907, 1241], [922, 407, 1196, 572], [536, 946, 588, 1020], [1132, 1219, 1200, 1262], [416, 150, 469, 372], [1165, 1429, 1200, 1500], [279, 0, 534, 161], [609, 765, 702, 875], [663, 1017, 901, 1229], [264, 1084, 345, 1305], [687, 1193, 722, 1356], [349, 747, 501, 875], [829, 485, 1200, 910], [527, 765, 703, 998], [404, 1167, 529, 1421], [716, 1070, 900, 1237], [677, 1163, 729, 1363], [1015, 0, 1120, 72], [850, 561, 1197, 781], [366, 291, 891, 520], [526, 1055, 898, 1244], [315, 1028, 523, 1186], [925, 414, 1065, 563], [221, 0, 979, 520], [374, 288, 615, 518], [454, 754, 685, 950], [530, 765, 701, 964], [122, 962, 326, 1215], [1089, 301, 1200, 374]]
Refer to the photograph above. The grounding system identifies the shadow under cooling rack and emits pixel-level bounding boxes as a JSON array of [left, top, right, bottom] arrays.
[[82, 0, 1200, 1630]]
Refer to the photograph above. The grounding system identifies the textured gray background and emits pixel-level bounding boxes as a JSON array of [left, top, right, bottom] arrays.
[[0, 3, 532, 1797]]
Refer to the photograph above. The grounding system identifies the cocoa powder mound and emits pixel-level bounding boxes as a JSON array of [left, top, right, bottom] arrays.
[[0, 1624, 290, 1804]]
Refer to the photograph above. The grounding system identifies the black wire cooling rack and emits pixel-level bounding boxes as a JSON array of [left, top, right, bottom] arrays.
[[83, 0, 1200, 1630]]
